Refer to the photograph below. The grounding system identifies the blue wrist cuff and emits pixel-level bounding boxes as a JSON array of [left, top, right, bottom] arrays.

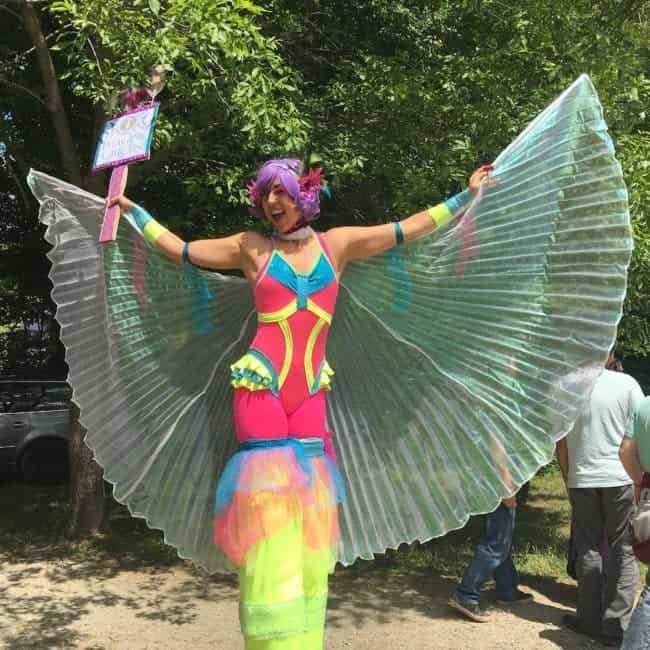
[[392, 221, 404, 246], [444, 188, 472, 216], [129, 204, 153, 229], [182, 242, 191, 264]]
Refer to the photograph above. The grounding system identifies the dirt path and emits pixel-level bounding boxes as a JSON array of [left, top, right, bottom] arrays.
[[0, 555, 611, 650]]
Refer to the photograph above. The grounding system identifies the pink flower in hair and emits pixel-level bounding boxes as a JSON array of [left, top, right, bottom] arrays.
[[298, 167, 324, 200], [246, 181, 259, 205]]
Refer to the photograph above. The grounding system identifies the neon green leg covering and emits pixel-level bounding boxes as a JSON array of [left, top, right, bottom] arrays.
[[240, 518, 330, 649], [245, 627, 323, 650]]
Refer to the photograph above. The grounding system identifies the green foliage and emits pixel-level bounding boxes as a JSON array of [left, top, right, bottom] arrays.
[[618, 133, 650, 356], [262, 0, 650, 351], [1, 0, 649, 364], [264, 0, 650, 214], [46, 0, 309, 207]]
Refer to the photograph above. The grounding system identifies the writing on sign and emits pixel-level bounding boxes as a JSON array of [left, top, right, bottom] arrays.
[[92, 103, 160, 171]]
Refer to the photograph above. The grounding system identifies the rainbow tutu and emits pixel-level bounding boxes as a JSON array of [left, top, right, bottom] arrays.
[[214, 438, 345, 643], [213, 438, 345, 567]]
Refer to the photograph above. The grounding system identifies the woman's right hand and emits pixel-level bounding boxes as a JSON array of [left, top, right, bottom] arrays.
[[108, 194, 135, 211], [468, 165, 494, 194]]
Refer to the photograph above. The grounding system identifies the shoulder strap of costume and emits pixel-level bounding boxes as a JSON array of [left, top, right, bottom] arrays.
[[315, 232, 336, 272]]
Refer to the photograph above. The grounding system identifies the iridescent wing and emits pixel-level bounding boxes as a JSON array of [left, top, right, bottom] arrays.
[[28, 171, 254, 572], [327, 74, 632, 564], [29, 75, 632, 571]]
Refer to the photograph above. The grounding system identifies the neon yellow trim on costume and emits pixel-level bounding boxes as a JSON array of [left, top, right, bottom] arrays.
[[427, 203, 453, 229], [306, 300, 332, 325], [259, 300, 331, 325], [318, 361, 334, 392], [305, 319, 327, 391], [143, 220, 168, 244], [278, 320, 293, 388], [258, 301, 298, 323]]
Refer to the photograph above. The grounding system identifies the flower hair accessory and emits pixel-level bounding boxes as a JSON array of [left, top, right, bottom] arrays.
[[298, 167, 324, 201]]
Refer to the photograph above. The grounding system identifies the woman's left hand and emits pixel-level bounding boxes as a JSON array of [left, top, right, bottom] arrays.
[[468, 164, 493, 194]]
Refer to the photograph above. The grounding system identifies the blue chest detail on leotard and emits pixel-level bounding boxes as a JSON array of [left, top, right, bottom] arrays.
[[266, 253, 336, 309]]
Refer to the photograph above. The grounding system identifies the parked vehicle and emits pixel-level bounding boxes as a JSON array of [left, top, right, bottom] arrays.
[[0, 381, 71, 482]]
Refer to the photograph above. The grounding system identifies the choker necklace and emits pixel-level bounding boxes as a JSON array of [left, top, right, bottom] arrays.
[[275, 226, 314, 241]]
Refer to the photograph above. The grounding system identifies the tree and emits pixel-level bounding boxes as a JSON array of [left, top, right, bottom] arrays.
[[0, 0, 307, 535], [1, 0, 649, 533], [261, 0, 650, 351]]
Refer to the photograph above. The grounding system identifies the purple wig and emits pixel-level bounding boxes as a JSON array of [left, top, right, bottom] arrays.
[[247, 158, 324, 222]]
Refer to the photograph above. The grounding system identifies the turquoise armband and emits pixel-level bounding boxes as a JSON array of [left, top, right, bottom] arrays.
[[444, 188, 472, 216], [128, 204, 170, 245], [182, 242, 191, 264], [428, 188, 473, 228], [129, 204, 153, 229], [393, 221, 404, 246]]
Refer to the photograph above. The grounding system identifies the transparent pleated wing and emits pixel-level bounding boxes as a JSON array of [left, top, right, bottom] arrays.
[[28, 170, 253, 572], [28, 74, 632, 572], [329, 74, 632, 564]]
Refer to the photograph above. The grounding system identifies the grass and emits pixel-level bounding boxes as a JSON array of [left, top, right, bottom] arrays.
[[0, 478, 179, 568], [343, 462, 572, 580], [0, 463, 574, 579]]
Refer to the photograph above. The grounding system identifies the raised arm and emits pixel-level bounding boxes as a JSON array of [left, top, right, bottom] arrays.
[[556, 437, 569, 486], [324, 165, 491, 271], [109, 195, 255, 272]]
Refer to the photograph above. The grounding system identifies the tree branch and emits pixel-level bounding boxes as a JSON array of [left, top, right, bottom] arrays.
[[0, 76, 47, 107], [2, 156, 33, 215], [0, 5, 23, 21], [86, 37, 103, 77]]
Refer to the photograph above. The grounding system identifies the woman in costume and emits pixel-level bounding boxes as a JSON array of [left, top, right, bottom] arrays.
[[109, 158, 490, 648], [27, 74, 633, 650]]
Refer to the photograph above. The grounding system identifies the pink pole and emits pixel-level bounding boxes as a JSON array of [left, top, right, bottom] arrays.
[[100, 164, 129, 243]]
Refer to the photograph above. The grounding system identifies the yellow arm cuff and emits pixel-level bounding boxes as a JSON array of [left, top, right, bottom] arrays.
[[143, 220, 168, 244], [427, 204, 453, 229]]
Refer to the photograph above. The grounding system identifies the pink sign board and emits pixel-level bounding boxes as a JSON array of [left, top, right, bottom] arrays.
[[93, 102, 159, 243]]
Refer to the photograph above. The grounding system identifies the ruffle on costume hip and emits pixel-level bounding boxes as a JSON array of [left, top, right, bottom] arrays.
[[230, 350, 334, 395], [213, 437, 345, 566]]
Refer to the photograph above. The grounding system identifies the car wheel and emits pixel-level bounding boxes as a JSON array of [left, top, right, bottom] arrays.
[[20, 439, 69, 483]]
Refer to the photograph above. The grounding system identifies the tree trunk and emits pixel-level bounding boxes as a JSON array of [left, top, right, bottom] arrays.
[[83, 104, 110, 194], [20, 1, 83, 187], [20, 3, 107, 535], [67, 402, 106, 536]]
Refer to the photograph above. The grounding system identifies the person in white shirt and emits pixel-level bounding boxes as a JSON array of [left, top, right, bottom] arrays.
[[556, 349, 644, 645]]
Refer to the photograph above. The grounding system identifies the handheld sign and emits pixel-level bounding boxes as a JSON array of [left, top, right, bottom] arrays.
[[93, 102, 159, 242]]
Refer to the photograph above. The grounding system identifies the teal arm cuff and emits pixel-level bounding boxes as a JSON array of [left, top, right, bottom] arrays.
[[182, 242, 191, 264], [444, 189, 472, 216], [393, 221, 404, 246]]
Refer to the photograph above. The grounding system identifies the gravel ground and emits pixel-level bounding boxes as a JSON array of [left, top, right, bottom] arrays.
[[0, 557, 613, 650]]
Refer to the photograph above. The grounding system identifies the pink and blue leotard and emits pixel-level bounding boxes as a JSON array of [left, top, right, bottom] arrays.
[[230, 232, 339, 456], [213, 232, 344, 568]]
